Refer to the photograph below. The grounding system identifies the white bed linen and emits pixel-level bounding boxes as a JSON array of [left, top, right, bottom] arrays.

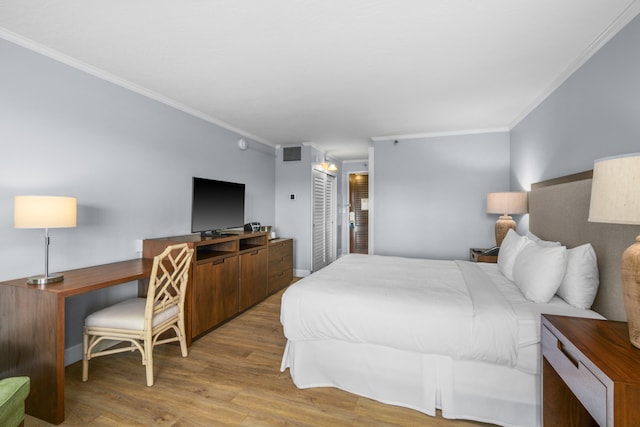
[[281, 339, 538, 427], [280, 254, 604, 427], [282, 254, 521, 366]]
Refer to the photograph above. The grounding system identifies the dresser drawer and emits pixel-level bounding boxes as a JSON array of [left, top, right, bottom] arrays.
[[542, 324, 607, 426], [269, 239, 292, 260], [268, 268, 293, 292], [270, 254, 292, 273]]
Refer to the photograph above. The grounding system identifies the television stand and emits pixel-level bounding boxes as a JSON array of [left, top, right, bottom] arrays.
[[143, 232, 292, 342]]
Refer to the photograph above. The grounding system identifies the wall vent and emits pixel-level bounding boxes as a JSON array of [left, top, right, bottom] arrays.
[[283, 146, 302, 162]]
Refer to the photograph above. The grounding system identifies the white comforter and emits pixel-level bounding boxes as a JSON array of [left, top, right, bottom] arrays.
[[281, 254, 520, 366]]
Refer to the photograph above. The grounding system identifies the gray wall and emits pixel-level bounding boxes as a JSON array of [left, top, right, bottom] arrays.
[[373, 132, 511, 260], [0, 38, 276, 362], [275, 145, 313, 275], [511, 14, 640, 190]]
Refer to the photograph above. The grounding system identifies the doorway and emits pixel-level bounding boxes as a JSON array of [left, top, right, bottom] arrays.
[[349, 173, 369, 254]]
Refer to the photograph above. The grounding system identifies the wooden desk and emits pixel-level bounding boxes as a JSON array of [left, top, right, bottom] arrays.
[[0, 258, 154, 424]]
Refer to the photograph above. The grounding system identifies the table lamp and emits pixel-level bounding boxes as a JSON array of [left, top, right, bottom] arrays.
[[486, 192, 528, 246], [588, 153, 640, 348], [14, 195, 77, 285]]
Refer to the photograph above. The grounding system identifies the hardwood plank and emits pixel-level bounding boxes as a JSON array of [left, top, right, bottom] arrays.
[[25, 287, 493, 426]]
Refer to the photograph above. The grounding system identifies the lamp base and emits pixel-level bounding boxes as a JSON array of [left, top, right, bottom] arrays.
[[495, 215, 516, 247], [622, 235, 640, 348], [27, 273, 64, 285]]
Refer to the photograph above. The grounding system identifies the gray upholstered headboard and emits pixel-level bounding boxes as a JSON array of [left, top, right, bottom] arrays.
[[529, 171, 640, 321]]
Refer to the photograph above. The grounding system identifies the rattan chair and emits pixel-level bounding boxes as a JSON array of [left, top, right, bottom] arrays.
[[82, 243, 194, 386]]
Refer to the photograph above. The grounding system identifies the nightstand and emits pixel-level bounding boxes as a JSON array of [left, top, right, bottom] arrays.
[[541, 314, 640, 426], [469, 247, 498, 263]]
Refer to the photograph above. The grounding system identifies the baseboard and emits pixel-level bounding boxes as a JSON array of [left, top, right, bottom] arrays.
[[294, 269, 311, 277], [65, 343, 83, 366]]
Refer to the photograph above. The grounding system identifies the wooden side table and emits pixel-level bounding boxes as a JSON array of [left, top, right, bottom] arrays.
[[542, 314, 640, 426], [469, 247, 498, 263]]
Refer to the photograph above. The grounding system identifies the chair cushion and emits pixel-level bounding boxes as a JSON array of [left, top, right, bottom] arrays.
[[85, 298, 179, 330], [0, 376, 30, 427]]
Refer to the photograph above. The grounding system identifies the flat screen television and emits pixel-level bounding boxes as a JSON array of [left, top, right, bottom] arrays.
[[191, 177, 245, 236]]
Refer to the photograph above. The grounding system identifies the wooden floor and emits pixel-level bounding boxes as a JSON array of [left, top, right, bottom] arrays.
[[26, 288, 493, 427]]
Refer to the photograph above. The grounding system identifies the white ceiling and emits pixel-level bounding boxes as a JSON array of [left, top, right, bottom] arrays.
[[1, 1, 639, 160]]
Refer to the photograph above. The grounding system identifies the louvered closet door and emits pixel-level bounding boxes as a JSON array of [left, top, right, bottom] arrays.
[[312, 170, 336, 272]]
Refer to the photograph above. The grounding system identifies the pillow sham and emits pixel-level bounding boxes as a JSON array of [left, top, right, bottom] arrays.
[[513, 243, 567, 303], [557, 244, 599, 309], [497, 229, 530, 281], [526, 231, 561, 247]]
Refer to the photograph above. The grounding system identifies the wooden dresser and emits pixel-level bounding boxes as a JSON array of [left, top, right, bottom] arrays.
[[542, 314, 640, 426], [144, 233, 293, 343]]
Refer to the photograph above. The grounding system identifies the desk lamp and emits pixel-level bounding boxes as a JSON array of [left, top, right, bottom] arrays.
[[588, 153, 640, 348], [486, 192, 528, 246], [14, 196, 77, 285]]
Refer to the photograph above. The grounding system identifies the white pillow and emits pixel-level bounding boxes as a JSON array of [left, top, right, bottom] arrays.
[[526, 231, 561, 247], [513, 244, 567, 303], [557, 244, 599, 309], [497, 229, 530, 281]]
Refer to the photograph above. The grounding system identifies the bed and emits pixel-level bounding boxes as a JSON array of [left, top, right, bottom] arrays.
[[279, 172, 640, 427]]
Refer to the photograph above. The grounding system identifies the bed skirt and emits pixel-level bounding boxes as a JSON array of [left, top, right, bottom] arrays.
[[280, 339, 539, 427]]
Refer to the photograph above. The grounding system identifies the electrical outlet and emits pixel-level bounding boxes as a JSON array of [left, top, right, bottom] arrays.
[[135, 239, 143, 252]]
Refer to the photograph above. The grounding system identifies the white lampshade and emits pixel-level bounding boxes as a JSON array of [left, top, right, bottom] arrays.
[[15, 196, 77, 229], [589, 153, 640, 225], [486, 192, 529, 215]]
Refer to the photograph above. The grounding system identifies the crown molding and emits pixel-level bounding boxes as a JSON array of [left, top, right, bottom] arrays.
[[370, 127, 509, 142]]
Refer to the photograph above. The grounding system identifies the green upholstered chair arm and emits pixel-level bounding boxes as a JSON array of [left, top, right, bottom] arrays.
[[0, 377, 30, 427]]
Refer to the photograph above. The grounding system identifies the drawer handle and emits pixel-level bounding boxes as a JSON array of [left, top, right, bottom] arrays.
[[557, 340, 579, 368], [211, 259, 224, 266], [250, 250, 259, 255]]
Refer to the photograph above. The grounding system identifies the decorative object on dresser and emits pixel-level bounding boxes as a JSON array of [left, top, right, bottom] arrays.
[[486, 191, 528, 246], [82, 243, 194, 386], [588, 153, 640, 348], [14, 195, 77, 285], [542, 314, 640, 426]]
